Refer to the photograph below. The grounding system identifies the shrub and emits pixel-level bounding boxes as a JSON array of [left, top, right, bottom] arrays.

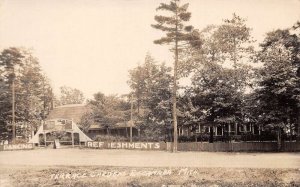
[[93, 135, 128, 142]]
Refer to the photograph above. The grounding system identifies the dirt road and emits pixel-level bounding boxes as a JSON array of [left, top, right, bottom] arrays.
[[1, 149, 300, 186], [0, 148, 299, 168]]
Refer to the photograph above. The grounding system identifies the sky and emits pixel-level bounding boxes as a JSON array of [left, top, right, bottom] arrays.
[[0, 0, 299, 99]]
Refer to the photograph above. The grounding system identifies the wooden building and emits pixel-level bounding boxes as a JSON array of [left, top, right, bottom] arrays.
[[46, 104, 138, 139]]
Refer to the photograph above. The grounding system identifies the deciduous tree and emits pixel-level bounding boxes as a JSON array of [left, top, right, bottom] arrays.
[[128, 54, 173, 141], [254, 25, 300, 145], [59, 86, 85, 105]]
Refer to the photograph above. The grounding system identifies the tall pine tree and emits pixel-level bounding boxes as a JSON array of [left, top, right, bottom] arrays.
[[152, 0, 196, 152]]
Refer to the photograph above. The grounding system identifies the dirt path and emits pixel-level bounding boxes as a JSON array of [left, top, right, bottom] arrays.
[[0, 148, 299, 168]]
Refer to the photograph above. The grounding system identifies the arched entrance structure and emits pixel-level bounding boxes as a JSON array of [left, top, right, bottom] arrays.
[[28, 118, 92, 147]]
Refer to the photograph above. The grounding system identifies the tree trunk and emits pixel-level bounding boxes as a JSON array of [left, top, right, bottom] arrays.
[[12, 80, 15, 143], [106, 127, 110, 136], [130, 94, 133, 143], [209, 126, 214, 143], [277, 128, 282, 151], [290, 122, 292, 142], [297, 110, 300, 142], [172, 7, 179, 153]]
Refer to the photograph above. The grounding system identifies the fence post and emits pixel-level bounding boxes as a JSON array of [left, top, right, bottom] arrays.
[[166, 142, 172, 152]]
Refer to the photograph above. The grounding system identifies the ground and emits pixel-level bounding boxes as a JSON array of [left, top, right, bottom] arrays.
[[0, 148, 300, 186]]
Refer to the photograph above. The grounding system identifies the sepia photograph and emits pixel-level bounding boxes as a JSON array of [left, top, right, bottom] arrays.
[[0, 0, 300, 186]]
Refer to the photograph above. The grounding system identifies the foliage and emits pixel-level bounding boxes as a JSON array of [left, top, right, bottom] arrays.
[[152, 0, 199, 147], [188, 62, 248, 127], [185, 14, 254, 74], [213, 13, 254, 68], [128, 54, 172, 140], [78, 112, 94, 133], [254, 26, 300, 135], [93, 135, 128, 142], [151, 0, 195, 47], [179, 14, 254, 141], [88, 92, 131, 129], [59, 86, 85, 105], [0, 48, 53, 140]]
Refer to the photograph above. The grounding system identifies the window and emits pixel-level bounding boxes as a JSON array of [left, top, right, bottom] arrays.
[[43, 121, 55, 130]]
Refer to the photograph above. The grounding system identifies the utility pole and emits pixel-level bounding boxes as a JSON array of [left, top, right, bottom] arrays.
[[12, 79, 16, 143], [130, 94, 133, 143]]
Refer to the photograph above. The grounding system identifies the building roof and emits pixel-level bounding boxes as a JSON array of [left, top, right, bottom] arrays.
[[46, 104, 91, 124], [47, 104, 138, 130], [114, 121, 137, 128], [88, 121, 137, 130], [89, 123, 105, 130]]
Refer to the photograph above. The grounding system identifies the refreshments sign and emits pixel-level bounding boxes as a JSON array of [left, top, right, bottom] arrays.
[[86, 141, 163, 150]]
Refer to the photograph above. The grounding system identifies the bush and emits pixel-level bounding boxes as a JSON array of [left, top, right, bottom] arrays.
[[93, 135, 128, 142], [241, 132, 277, 142], [132, 136, 163, 142], [179, 134, 235, 142], [178, 135, 211, 142]]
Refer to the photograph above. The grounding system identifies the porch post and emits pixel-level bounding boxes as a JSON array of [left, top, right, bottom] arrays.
[[222, 126, 224, 136], [235, 123, 238, 135], [44, 133, 46, 146], [138, 128, 141, 140], [126, 127, 129, 138], [71, 132, 74, 147], [38, 134, 40, 147]]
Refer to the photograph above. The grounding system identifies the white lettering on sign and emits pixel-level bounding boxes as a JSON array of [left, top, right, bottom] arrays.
[[50, 169, 172, 180], [128, 143, 134, 149], [178, 168, 198, 176], [3, 144, 33, 151], [87, 142, 161, 150]]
